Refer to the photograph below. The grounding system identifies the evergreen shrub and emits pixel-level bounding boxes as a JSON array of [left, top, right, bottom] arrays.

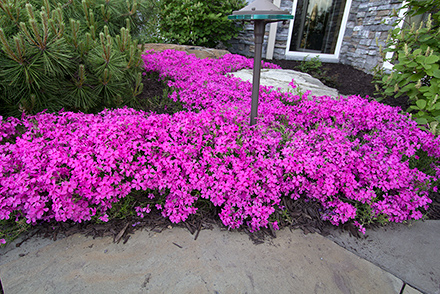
[[0, 0, 156, 116], [157, 0, 246, 48]]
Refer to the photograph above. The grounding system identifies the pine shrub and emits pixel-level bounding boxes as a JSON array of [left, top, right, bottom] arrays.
[[0, 0, 156, 116]]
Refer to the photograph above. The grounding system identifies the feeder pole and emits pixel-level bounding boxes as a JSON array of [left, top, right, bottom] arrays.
[[228, 0, 293, 126], [250, 20, 265, 126]]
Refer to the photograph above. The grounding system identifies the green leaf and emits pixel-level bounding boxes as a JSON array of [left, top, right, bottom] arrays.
[[416, 99, 427, 109], [423, 92, 434, 98], [425, 55, 439, 64], [416, 55, 426, 64], [423, 64, 432, 70], [401, 82, 416, 91], [413, 48, 422, 55], [419, 86, 430, 93], [415, 117, 428, 125], [409, 72, 425, 81]]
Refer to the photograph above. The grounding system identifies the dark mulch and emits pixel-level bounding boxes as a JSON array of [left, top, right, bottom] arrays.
[[136, 72, 184, 115], [24, 195, 334, 248], [266, 59, 412, 110], [10, 58, 440, 251], [266, 59, 377, 99]]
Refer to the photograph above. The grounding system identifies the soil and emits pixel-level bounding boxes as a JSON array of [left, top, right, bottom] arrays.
[[267, 59, 378, 99], [266, 59, 412, 110], [11, 59, 440, 251]]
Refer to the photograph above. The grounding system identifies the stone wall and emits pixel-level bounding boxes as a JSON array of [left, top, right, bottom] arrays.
[[228, 0, 404, 74], [339, 0, 403, 73], [227, 22, 264, 58]]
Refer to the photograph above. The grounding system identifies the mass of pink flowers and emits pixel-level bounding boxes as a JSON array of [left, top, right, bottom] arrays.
[[1, 49, 439, 244]]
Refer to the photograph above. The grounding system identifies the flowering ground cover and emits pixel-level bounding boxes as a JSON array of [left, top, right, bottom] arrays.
[[1, 49, 440, 244]]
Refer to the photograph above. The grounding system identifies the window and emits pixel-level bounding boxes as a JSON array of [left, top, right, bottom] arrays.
[[286, 0, 352, 61]]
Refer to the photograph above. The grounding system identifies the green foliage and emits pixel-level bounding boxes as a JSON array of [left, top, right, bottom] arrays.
[[404, 0, 440, 21], [93, 194, 138, 222], [407, 149, 440, 180], [295, 55, 338, 89], [0, 213, 31, 246], [158, 0, 246, 48], [0, 0, 156, 116], [286, 80, 306, 98], [298, 55, 323, 75], [269, 202, 293, 226], [373, 0, 440, 134], [354, 193, 390, 228]]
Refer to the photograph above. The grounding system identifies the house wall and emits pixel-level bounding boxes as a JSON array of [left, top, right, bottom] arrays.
[[228, 0, 293, 59], [339, 0, 403, 72], [227, 0, 404, 74]]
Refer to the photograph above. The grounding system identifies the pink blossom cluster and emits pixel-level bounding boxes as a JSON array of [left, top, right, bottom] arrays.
[[142, 50, 439, 230], [0, 50, 439, 244]]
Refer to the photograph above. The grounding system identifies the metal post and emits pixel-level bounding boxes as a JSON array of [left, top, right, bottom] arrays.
[[227, 0, 293, 125], [250, 20, 266, 126]]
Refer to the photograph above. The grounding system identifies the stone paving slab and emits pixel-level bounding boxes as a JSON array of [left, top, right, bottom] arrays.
[[327, 220, 440, 294], [0, 227, 403, 294], [403, 284, 424, 294]]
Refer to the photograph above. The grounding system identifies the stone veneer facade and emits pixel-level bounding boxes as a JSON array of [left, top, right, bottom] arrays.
[[227, 0, 404, 74]]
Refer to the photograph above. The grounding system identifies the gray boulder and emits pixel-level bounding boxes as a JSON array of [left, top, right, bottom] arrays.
[[228, 68, 340, 98]]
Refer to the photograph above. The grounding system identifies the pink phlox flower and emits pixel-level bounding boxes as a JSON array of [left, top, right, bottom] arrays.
[[288, 79, 297, 89]]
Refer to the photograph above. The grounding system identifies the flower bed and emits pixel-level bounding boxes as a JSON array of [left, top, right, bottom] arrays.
[[1, 50, 439, 244]]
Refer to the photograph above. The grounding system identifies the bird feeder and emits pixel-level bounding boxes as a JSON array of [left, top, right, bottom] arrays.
[[228, 0, 293, 126]]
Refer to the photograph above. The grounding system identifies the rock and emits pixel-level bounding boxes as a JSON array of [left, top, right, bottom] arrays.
[[228, 69, 340, 98], [143, 43, 231, 59]]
